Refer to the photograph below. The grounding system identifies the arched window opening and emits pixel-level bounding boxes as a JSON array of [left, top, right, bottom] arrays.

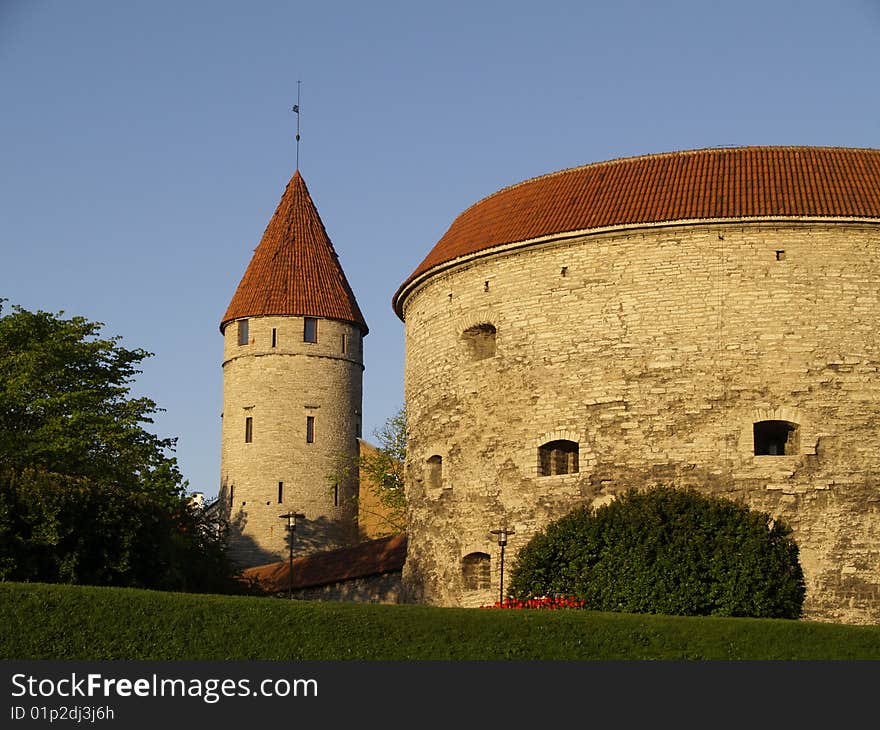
[[462, 323, 496, 360], [754, 420, 799, 456], [462, 552, 491, 591], [538, 440, 579, 476], [426, 455, 443, 489]]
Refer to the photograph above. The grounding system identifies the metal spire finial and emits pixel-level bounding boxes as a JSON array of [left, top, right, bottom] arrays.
[[292, 81, 302, 170]]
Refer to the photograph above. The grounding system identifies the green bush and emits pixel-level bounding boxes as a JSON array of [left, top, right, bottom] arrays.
[[508, 487, 806, 618]]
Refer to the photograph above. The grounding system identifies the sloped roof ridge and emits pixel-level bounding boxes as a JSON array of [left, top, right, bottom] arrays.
[[459, 145, 880, 216], [239, 533, 407, 593]]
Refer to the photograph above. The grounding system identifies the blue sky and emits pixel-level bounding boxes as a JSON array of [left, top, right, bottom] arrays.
[[2, 0, 879, 498]]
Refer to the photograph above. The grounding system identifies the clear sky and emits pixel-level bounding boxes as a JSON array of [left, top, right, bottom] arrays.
[[2, 0, 879, 499]]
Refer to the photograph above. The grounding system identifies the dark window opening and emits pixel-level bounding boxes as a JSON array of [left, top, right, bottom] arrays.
[[342, 333, 347, 353], [229, 485, 234, 505], [304, 317, 318, 343], [237, 319, 249, 346], [775, 250, 786, 261], [271, 328, 277, 348], [306, 415, 315, 443], [538, 440, 579, 476], [278, 481, 283, 504], [462, 553, 491, 591], [426, 455, 443, 489], [754, 420, 798, 456], [245, 417, 253, 443], [333, 484, 339, 507], [462, 323, 496, 360]]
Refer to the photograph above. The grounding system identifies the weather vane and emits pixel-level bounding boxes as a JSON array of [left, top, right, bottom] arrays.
[[292, 80, 301, 169]]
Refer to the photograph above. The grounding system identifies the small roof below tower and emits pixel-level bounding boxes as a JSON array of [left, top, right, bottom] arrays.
[[221, 170, 368, 334]]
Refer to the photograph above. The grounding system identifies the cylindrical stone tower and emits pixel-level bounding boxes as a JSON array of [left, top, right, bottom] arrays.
[[220, 169, 368, 567], [393, 146, 880, 623]]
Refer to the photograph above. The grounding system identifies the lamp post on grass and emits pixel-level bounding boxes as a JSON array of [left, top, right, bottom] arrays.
[[279, 511, 306, 599], [490, 527, 515, 605]]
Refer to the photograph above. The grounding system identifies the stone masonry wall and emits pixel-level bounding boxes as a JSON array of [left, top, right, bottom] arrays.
[[400, 220, 880, 623], [221, 314, 364, 566], [284, 572, 403, 603]]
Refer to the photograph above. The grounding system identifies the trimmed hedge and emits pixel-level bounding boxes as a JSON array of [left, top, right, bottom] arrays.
[[508, 487, 806, 618]]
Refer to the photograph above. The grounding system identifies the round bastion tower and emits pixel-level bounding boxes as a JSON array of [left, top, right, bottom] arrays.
[[220, 169, 368, 567], [394, 146, 880, 623]]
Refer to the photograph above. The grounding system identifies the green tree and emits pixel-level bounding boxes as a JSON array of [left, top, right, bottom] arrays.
[[0, 301, 238, 592], [360, 406, 406, 533], [508, 486, 806, 619], [329, 406, 406, 536]]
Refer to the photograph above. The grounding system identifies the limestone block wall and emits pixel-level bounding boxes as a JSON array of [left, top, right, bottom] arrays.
[[285, 572, 403, 603], [399, 220, 880, 623], [221, 314, 364, 566]]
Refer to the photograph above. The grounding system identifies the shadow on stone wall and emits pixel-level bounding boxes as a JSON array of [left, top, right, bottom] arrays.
[[225, 508, 359, 569]]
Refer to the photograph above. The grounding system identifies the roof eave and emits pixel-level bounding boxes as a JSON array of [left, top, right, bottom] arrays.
[[393, 214, 880, 320]]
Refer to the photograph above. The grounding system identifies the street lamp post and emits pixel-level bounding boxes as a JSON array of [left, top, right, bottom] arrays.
[[489, 527, 515, 605], [279, 512, 306, 599]]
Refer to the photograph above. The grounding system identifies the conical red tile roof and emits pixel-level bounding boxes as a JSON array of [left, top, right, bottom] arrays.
[[393, 146, 880, 317], [222, 170, 368, 333]]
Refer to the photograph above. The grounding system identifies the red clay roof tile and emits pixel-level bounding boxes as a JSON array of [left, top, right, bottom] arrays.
[[393, 146, 880, 317], [239, 533, 406, 593], [222, 170, 368, 333]]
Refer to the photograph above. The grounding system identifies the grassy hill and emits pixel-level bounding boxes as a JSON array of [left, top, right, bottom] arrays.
[[2, 582, 879, 660]]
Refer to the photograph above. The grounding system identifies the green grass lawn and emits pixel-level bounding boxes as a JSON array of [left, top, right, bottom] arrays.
[[2, 582, 879, 660]]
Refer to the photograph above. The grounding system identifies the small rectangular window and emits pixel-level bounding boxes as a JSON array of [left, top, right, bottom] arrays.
[[278, 481, 283, 504], [238, 320, 249, 346], [333, 484, 339, 507], [306, 415, 315, 443], [341, 333, 347, 354], [271, 328, 277, 348], [229, 485, 234, 505], [304, 317, 318, 343], [245, 417, 253, 443], [754, 420, 798, 455]]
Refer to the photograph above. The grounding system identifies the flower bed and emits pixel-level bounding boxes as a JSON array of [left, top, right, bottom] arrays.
[[481, 596, 587, 610]]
